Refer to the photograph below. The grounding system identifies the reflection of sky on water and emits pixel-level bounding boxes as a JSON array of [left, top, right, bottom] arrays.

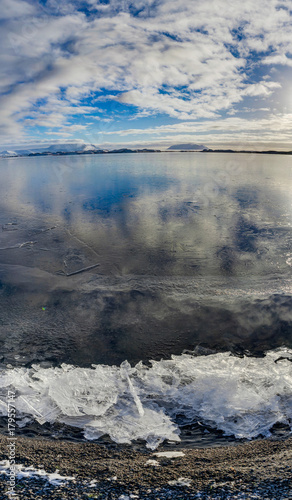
[[0, 153, 292, 365], [0, 152, 292, 278]]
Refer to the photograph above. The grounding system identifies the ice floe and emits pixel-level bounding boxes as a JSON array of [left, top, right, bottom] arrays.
[[0, 349, 291, 449]]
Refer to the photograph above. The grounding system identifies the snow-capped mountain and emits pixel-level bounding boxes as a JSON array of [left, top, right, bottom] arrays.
[[0, 143, 101, 157], [0, 150, 18, 157], [44, 143, 100, 153]]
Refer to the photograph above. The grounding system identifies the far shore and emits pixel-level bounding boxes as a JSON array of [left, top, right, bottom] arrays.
[[2, 148, 292, 159]]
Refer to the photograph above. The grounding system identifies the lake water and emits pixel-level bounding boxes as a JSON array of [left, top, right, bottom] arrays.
[[0, 152, 291, 448]]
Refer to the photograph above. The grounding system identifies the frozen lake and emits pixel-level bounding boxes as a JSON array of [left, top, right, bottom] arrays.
[[0, 152, 291, 367]]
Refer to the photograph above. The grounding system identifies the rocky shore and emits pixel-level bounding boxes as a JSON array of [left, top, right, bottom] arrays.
[[0, 434, 291, 499]]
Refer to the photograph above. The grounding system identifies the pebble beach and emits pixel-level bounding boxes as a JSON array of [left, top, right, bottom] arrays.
[[0, 435, 291, 499]]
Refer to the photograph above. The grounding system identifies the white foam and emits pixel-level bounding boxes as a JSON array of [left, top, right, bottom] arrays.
[[0, 349, 292, 449]]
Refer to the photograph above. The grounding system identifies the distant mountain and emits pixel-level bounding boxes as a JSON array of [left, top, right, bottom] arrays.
[[168, 143, 207, 150], [0, 145, 162, 157], [44, 143, 100, 153], [0, 150, 18, 157], [2, 145, 292, 158], [109, 148, 136, 154], [0, 143, 102, 157]]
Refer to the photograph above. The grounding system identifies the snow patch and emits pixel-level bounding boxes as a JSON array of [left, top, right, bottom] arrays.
[[168, 477, 192, 487], [0, 460, 75, 485], [154, 451, 185, 458], [145, 459, 161, 467]]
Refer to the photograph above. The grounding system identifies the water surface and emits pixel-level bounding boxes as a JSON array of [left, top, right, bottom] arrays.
[[0, 152, 291, 366]]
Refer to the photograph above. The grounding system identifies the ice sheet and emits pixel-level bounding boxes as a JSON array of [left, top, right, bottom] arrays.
[[0, 348, 291, 448]]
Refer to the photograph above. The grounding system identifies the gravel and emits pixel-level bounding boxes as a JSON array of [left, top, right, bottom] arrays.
[[0, 434, 291, 499]]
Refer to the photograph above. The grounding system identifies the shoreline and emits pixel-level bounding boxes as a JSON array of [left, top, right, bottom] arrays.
[[2, 149, 292, 159], [0, 434, 291, 498]]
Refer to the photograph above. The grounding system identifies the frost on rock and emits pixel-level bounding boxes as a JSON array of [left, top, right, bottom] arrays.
[[0, 348, 291, 448]]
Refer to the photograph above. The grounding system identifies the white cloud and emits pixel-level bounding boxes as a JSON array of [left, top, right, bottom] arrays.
[[0, 0, 291, 144], [0, 0, 34, 20], [263, 54, 292, 67], [242, 81, 281, 97], [97, 113, 292, 150]]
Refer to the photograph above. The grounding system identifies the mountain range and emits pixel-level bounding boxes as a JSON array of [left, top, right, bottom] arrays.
[[0, 143, 102, 157], [167, 143, 207, 150], [0, 143, 211, 157]]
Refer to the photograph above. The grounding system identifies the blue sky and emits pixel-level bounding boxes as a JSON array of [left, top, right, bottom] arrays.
[[1, 0, 292, 150]]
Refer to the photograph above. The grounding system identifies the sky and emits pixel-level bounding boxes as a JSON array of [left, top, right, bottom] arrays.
[[1, 0, 292, 150]]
